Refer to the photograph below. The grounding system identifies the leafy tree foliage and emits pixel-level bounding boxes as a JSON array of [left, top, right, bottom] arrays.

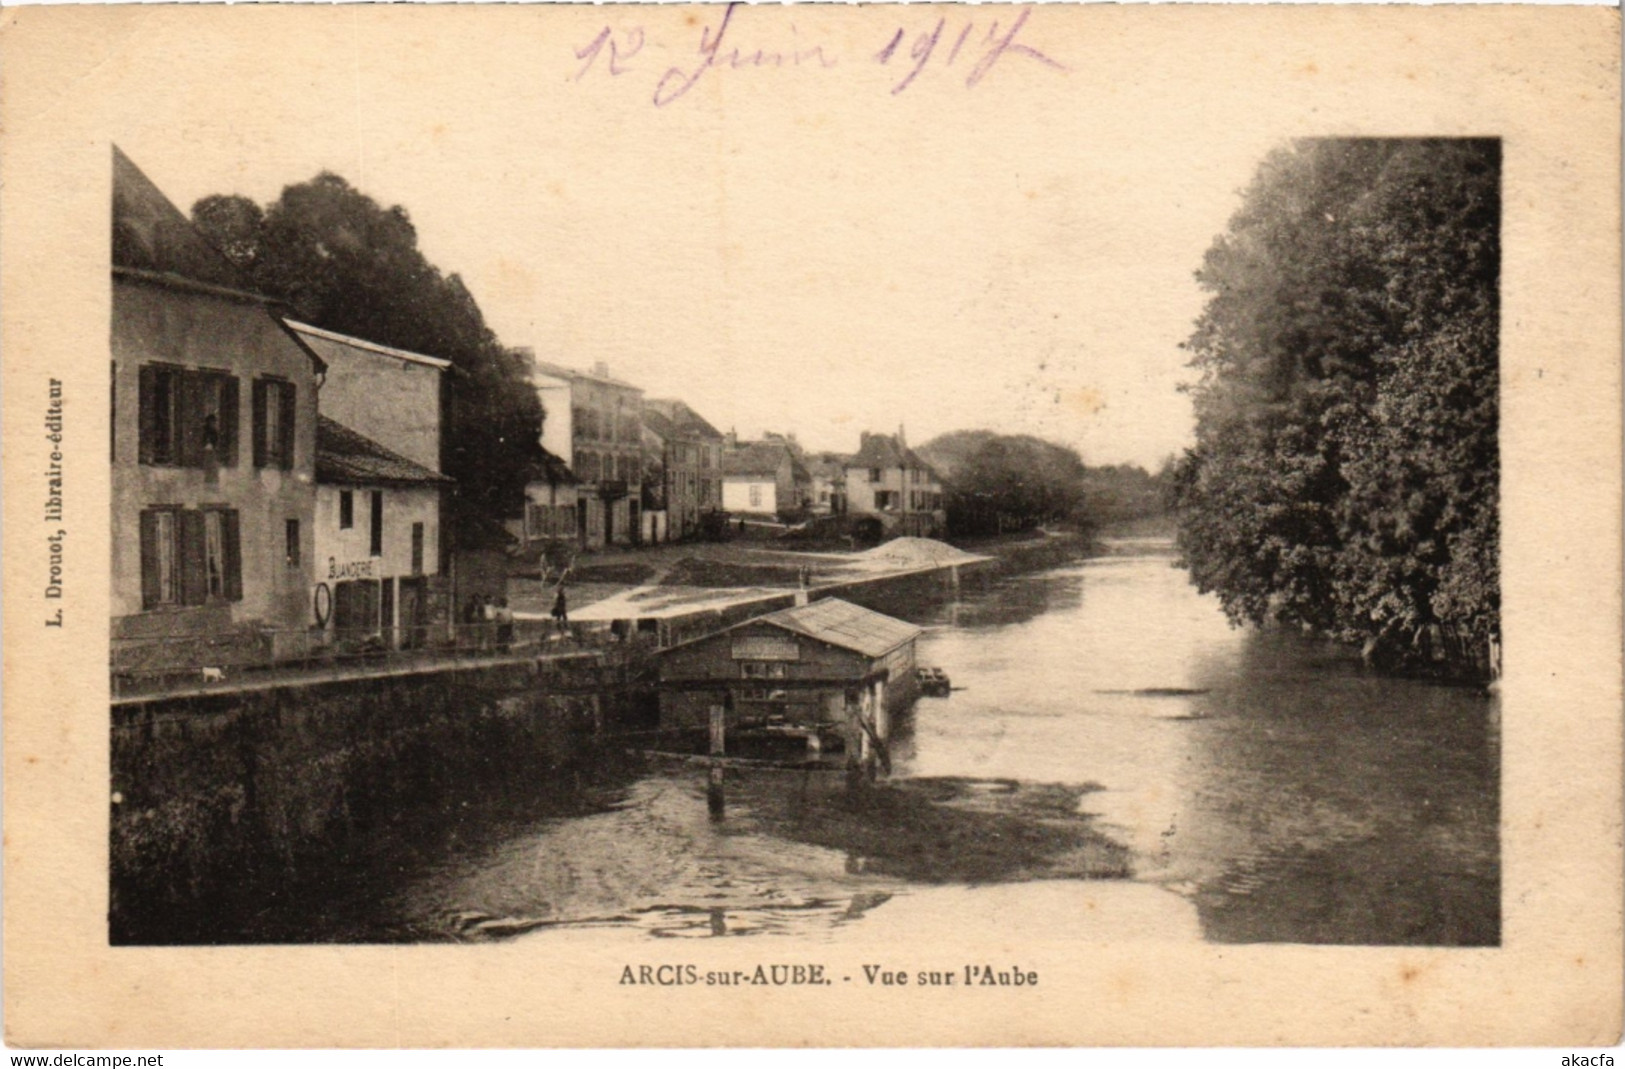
[[192, 175, 545, 545], [920, 431, 1089, 536], [1170, 139, 1500, 675]]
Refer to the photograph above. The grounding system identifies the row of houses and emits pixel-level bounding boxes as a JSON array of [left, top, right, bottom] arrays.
[[110, 144, 949, 670], [515, 362, 948, 551], [111, 147, 455, 662]]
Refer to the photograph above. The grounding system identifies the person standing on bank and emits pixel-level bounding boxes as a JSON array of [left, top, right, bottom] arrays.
[[551, 585, 569, 631]]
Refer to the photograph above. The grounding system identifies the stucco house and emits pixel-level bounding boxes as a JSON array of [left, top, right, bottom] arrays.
[[110, 146, 324, 673]]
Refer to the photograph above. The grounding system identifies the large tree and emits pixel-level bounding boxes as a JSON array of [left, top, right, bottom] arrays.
[[1170, 139, 1500, 675], [192, 175, 544, 544], [920, 431, 1088, 536]]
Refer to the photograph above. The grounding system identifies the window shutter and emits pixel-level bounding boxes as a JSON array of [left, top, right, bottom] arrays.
[[139, 510, 161, 610], [138, 365, 157, 465], [221, 510, 242, 601], [218, 377, 240, 467], [178, 509, 208, 606], [252, 379, 268, 468], [279, 382, 297, 470], [370, 491, 384, 556]]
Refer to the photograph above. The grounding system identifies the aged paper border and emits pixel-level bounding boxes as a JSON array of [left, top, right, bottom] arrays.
[[2, 2, 1620, 1048]]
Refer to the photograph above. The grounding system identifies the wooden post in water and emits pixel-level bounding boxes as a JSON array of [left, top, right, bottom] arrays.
[[707, 702, 726, 820]]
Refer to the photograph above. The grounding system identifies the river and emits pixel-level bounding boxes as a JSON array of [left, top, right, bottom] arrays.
[[274, 540, 1499, 946]]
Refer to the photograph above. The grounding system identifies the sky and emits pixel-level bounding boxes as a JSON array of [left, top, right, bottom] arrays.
[[108, 5, 1282, 470]]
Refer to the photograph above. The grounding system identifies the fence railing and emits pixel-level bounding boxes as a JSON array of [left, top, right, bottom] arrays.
[[109, 618, 658, 701]]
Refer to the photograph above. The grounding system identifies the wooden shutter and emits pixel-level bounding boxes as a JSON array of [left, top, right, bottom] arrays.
[[177, 370, 203, 468], [252, 379, 268, 468], [138, 365, 157, 465], [218, 377, 240, 467], [139, 509, 161, 610], [221, 510, 242, 601], [178, 509, 207, 606], [380, 577, 395, 638], [279, 381, 297, 470]]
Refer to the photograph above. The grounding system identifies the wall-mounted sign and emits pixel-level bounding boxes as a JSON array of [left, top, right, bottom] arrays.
[[313, 582, 332, 628], [732, 635, 799, 662], [327, 557, 376, 581]]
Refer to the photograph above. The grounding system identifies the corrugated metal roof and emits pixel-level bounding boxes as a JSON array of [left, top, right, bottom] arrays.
[[316, 416, 452, 487], [758, 598, 922, 658]]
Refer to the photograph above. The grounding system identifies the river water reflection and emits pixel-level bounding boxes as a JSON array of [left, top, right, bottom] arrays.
[[309, 540, 1497, 945]]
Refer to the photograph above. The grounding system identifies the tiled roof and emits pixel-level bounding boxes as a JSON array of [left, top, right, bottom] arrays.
[[644, 398, 724, 440], [806, 453, 847, 479], [640, 407, 676, 442], [531, 359, 642, 392], [112, 146, 243, 288], [316, 416, 452, 487], [848, 433, 939, 481], [759, 598, 922, 658], [525, 448, 578, 486]]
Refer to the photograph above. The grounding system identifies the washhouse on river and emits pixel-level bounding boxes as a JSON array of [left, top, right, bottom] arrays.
[[657, 597, 921, 761]]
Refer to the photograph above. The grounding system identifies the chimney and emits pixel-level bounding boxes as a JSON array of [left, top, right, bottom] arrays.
[[897, 423, 907, 448], [593, 360, 610, 378]]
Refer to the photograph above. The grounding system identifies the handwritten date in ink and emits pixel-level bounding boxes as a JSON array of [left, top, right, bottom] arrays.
[[569, 5, 1065, 106]]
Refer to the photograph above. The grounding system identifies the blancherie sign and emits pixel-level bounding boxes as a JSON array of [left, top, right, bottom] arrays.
[[327, 558, 376, 581]]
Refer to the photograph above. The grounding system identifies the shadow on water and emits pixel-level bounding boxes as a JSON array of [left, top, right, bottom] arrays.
[[732, 775, 1132, 885]]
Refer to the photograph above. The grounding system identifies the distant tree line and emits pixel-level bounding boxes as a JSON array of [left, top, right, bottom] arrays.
[[1169, 139, 1500, 677], [192, 175, 545, 546], [919, 431, 1166, 537]]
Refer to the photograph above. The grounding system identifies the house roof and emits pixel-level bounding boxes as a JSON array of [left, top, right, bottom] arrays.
[[848, 433, 939, 480], [640, 407, 676, 443], [524, 448, 578, 486], [112, 147, 329, 376], [285, 320, 452, 370], [754, 598, 923, 659], [531, 359, 643, 393], [316, 416, 452, 487], [644, 398, 724, 441], [113, 146, 243, 289], [722, 440, 791, 477], [806, 453, 847, 480]]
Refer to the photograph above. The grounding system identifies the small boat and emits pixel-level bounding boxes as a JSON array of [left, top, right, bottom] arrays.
[[916, 666, 952, 697]]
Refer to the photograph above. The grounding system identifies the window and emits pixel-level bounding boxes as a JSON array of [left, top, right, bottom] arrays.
[[286, 519, 301, 567], [339, 490, 354, 530], [139, 508, 179, 608], [139, 506, 239, 609], [370, 491, 384, 556], [252, 377, 296, 470], [870, 468, 882, 483], [204, 510, 224, 597], [748, 483, 762, 508], [139, 365, 238, 467], [740, 661, 788, 680], [411, 522, 424, 576]]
